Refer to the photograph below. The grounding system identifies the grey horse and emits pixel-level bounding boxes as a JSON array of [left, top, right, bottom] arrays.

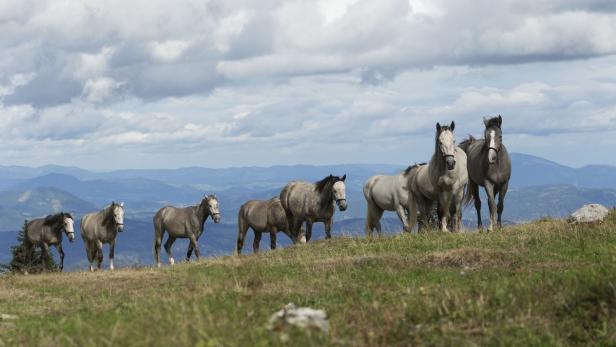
[[153, 194, 220, 267], [363, 166, 423, 235], [280, 174, 347, 242], [236, 197, 302, 254], [24, 212, 75, 271], [81, 202, 125, 271], [409, 122, 468, 232], [459, 115, 512, 231]]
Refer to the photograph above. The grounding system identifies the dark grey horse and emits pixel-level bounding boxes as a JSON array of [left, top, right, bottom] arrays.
[[81, 202, 125, 271], [459, 115, 512, 231], [153, 194, 220, 267], [237, 197, 299, 254], [24, 212, 75, 271], [280, 174, 347, 242]]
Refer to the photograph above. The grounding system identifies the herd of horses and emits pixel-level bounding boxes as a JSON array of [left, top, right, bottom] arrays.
[[20, 116, 511, 272]]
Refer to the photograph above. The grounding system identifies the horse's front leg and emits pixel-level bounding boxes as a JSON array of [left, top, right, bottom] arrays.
[[188, 233, 201, 260], [253, 230, 262, 253], [109, 239, 116, 271], [395, 204, 411, 233], [269, 227, 277, 250], [96, 241, 104, 270], [484, 182, 497, 232], [305, 220, 313, 242], [56, 244, 65, 271], [439, 191, 453, 232], [324, 218, 333, 239]]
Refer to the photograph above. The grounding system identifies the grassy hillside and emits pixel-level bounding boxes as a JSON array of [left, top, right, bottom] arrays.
[[1, 215, 615, 346]]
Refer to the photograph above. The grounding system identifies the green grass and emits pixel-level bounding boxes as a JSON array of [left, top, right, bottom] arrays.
[[1, 216, 616, 346]]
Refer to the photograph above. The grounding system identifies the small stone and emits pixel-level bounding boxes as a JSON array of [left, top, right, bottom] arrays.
[[268, 303, 329, 335], [569, 204, 610, 224]]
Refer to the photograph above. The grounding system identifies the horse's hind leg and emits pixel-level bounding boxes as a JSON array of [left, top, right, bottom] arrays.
[[395, 204, 410, 233], [153, 221, 164, 268], [84, 240, 95, 272], [187, 234, 201, 260], [186, 244, 194, 261], [305, 220, 313, 242], [253, 230, 262, 253], [236, 219, 249, 255], [497, 182, 509, 229], [164, 236, 177, 265], [469, 182, 482, 230]]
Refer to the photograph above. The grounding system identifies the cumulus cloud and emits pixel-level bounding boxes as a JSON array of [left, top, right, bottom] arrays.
[[0, 0, 616, 168]]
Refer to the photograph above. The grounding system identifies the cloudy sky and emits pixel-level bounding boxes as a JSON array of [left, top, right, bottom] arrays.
[[1, 0, 616, 170]]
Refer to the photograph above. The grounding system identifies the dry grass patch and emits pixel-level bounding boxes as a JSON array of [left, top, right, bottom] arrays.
[[421, 247, 520, 270]]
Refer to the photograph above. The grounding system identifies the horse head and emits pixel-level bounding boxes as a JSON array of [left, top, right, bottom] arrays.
[[436, 121, 456, 170], [483, 115, 503, 165]]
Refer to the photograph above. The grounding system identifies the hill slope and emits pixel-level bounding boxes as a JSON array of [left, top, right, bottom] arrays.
[[1, 215, 615, 346]]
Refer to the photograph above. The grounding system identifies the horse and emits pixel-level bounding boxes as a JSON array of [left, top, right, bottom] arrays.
[[363, 165, 424, 236], [280, 174, 347, 242], [23, 212, 75, 271], [236, 197, 303, 254], [153, 194, 220, 267], [81, 202, 125, 271], [409, 121, 468, 232], [459, 115, 512, 231]]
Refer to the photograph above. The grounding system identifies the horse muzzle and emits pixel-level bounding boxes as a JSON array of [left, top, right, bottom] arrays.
[[212, 214, 221, 223], [117, 224, 124, 232], [336, 199, 347, 211], [445, 156, 456, 170], [488, 147, 498, 164], [68, 232, 75, 242]]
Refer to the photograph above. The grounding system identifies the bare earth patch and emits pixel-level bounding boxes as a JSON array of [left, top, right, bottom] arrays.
[[421, 248, 519, 270]]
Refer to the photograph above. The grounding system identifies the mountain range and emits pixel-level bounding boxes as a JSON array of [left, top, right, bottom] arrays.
[[0, 153, 614, 270]]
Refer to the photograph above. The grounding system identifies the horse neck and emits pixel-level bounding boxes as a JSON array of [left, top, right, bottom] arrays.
[[429, 144, 446, 178], [194, 204, 209, 224], [316, 184, 334, 211]]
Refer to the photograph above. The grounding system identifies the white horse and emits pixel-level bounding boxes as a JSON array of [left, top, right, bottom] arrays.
[[363, 165, 422, 235], [409, 122, 468, 232]]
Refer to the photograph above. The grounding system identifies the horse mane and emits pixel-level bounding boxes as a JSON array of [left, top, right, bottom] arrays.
[[458, 135, 476, 152], [102, 203, 116, 228], [404, 163, 427, 175], [315, 175, 344, 208], [43, 212, 72, 226]]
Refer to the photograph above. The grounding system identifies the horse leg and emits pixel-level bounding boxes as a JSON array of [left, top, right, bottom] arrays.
[[484, 182, 497, 232], [408, 195, 418, 233], [96, 241, 104, 270], [236, 222, 249, 255], [270, 228, 277, 250], [395, 204, 411, 233], [154, 221, 164, 268], [253, 230, 262, 253], [497, 182, 509, 229], [451, 190, 464, 232], [324, 218, 333, 239], [188, 234, 201, 259], [164, 236, 176, 265], [439, 191, 453, 232], [109, 239, 116, 271], [186, 244, 194, 261], [56, 244, 65, 271], [84, 240, 94, 272], [470, 182, 482, 230], [305, 220, 313, 242], [41, 243, 51, 272]]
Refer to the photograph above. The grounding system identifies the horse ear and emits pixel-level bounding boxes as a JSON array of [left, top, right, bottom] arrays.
[[120, 202, 124, 207], [436, 122, 441, 131], [483, 117, 489, 126], [450, 121, 455, 131], [112, 201, 115, 206], [341, 174, 346, 181], [497, 115, 502, 127]]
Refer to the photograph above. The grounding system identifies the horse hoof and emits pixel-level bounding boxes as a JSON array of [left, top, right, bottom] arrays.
[[157, 263, 161, 268], [169, 258, 175, 266]]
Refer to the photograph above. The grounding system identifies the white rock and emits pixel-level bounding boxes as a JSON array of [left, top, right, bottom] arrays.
[[570, 204, 610, 223], [268, 303, 329, 334], [0, 314, 18, 321]]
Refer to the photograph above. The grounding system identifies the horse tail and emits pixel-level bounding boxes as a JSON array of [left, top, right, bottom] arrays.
[[462, 181, 476, 208], [153, 209, 165, 262], [236, 204, 249, 254]]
